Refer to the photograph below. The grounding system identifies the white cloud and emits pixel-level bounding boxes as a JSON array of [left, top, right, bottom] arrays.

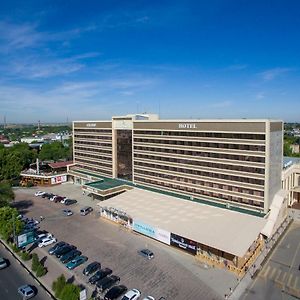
[[210, 100, 233, 108], [256, 92, 265, 100], [259, 68, 293, 81]]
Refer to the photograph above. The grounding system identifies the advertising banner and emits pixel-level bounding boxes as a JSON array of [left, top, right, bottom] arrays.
[[51, 175, 67, 185], [156, 228, 170, 245], [17, 231, 35, 248], [170, 233, 198, 255], [133, 220, 155, 239]]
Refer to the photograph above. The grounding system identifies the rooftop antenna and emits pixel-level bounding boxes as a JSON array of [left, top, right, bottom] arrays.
[[37, 120, 41, 130]]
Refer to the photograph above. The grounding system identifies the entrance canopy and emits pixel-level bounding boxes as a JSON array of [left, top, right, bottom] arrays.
[[97, 188, 267, 257]]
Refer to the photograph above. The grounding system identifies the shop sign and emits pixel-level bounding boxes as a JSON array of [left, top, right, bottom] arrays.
[[156, 228, 170, 245], [133, 220, 155, 239], [170, 233, 198, 255], [51, 175, 67, 185]]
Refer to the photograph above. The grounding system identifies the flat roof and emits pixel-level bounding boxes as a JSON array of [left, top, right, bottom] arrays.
[[99, 188, 267, 257], [86, 178, 126, 190]]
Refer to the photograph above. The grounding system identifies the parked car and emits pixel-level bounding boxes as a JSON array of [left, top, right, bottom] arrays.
[[138, 249, 154, 260], [62, 209, 73, 216], [121, 289, 141, 300], [54, 196, 64, 203], [0, 256, 8, 269], [64, 199, 77, 206], [83, 261, 101, 276], [34, 232, 52, 243], [104, 285, 128, 300], [60, 197, 69, 204], [142, 297, 155, 300], [41, 193, 50, 198], [48, 241, 68, 255], [55, 245, 76, 258], [34, 191, 45, 196], [46, 193, 55, 199], [38, 237, 57, 247], [96, 275, 120, 292], [49, 195, 57, 201], [60, 249, 82, 264], [17, 285, 36, 299], [89, 268, 112, 285], [80, 206, 93, 216], [66, 255, 88, 270]]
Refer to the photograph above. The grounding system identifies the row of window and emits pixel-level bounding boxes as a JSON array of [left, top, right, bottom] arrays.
[[134, 138, 265, 152], [75, 164, 112, 176], [74, 141, 112, 147], [134, 130, 265, 140], [134, 146, 265, 163], [75, 158, 112, 169], [74, 129, 112, 133], [134, 176, 264, 208], [134, 154, 265, 174], [75, 152, 112, 161], [134, 163, 264, 187], [74, 146, 112, 154], [74, 134, 112, 140]]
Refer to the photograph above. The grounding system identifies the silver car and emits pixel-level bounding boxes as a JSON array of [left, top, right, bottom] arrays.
[[0, 256, 8, 269], [17, 285, 35, 299]]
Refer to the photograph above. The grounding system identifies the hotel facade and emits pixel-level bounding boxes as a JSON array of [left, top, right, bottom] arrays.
[[71, 114, 283, 214]]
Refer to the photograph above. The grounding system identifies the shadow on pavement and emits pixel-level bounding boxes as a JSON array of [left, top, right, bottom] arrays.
[[40, 256, 47, 266], [12, 200, 33, 212], [67, 275, 75, 284]]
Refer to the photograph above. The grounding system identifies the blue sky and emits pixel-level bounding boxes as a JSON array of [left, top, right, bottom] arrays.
[[0, 0, 300, 123]]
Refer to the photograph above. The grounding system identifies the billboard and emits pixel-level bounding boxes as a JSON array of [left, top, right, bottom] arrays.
[[17, 231, 35, 248], [170, 233, 198, 255], [51, 175, 67, 185], [133, 220, 170, 245]]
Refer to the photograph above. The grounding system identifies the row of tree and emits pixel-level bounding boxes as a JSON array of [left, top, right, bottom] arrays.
[[284, 135, 300, 157]]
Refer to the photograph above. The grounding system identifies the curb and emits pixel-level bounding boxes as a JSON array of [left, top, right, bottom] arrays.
[[0, 239, 57, 300]]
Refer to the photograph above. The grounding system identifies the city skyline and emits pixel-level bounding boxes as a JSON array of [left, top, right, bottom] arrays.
[[0, 1, 300, 123]]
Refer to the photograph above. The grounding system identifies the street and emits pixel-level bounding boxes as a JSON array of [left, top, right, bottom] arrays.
[[0, 244, 51, 300]]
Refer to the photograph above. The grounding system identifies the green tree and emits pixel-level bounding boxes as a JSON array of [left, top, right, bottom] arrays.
[[31, 253, 39, 272], [52, 274, 67, 298], [0, 182, 14, 207], [60, 284, 80, 300], [39, 141, 68, 161], [0, 207, 23, 241]]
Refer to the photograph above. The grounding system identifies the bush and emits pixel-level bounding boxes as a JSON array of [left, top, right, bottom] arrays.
[[11, 243, 20, 254], [31, 253, 39, 272], [36, 264, 47, 277], [20, 251, 31, 261], [26, 181, 34, 188], [60, 283, 80, 300], [52, 274, 67, 298]]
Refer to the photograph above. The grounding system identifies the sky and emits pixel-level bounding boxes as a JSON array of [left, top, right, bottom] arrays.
[[0, 0, 300, 123]]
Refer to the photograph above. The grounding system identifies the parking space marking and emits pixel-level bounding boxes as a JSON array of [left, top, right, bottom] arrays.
[[293, 276, 299, 289], [269, 267, 277, 280], [260, 265, 270, 278], [287, 274, 294, 287]]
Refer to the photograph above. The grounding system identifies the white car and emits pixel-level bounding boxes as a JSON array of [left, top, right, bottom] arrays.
[[142, 297, 155, 300], [34, 233, 53, 242], [50, 195, 57, 201], [60, 197, 69, 204], [121, 289, 141, 300], [35, 191, 45, 196], [38, 237, 57, 247]]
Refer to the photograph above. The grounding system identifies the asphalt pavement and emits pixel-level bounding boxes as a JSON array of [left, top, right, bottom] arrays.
[[0, 244, 51, 300]]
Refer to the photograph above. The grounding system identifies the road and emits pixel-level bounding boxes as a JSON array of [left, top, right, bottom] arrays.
[[0, 244, 51, 300]]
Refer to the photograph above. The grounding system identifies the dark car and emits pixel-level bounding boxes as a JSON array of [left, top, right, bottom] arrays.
[[54, 196, 64, 203], [104, 285, 127, 300], [47, 193, 55, 199], [96, 275, 120, 292], [138, 249, 154, 260], [83, 261, 101, 276], [60, 249, 82, 264], [89, 268, 113, 285], [55, 245, 76, 258], [64, 199, 77, 206], [48, 241, 68, 255], [42, 193, 50, 198]]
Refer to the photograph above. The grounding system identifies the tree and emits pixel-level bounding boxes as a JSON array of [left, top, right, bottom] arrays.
[[0, 182, 14, 207], [31, 253, 39, 272], [0, 207, 23, 241], [60, 284, 80, 300], [39, 141, 68, 161], [52, 274, 67, 298]]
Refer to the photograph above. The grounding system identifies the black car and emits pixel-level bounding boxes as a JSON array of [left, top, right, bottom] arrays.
[[89, 268, 112, 285], [42, 193, 50, 198], [55, 245, 76, 258], [46, 193, 55, 199], [64, 199, 77, 206], [96, 275, 120, 292], [104, 285, 127, 300], [83, 261, 101, 276], [60, 249, 82, 264], [48, 241, 68, 255]]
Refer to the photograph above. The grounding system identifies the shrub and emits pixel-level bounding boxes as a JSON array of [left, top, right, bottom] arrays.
[[36, 264, 47, 277], [52, 274, 67, 298], [26, 181, 34, 187], [31, 253, 39, 272], [20, 251, 31, 261], [11, 243, 20, 254], [60, 283, 80, 300]]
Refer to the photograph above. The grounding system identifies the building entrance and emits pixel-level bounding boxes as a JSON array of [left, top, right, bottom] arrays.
[[116, 130, 132, 180]]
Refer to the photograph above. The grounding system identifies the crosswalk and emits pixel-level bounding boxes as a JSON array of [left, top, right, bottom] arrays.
[[259, 265, 300, 291]]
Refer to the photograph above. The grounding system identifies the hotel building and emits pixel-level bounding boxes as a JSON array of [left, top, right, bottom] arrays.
[[71, 114, 283, 214]]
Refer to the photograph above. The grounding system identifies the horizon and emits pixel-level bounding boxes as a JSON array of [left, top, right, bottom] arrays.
[[1, 1, 300, 123]]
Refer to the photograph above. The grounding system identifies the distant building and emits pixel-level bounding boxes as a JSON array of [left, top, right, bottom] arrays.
[[0, 134, 9, 144], [291, 144, 300, 154]]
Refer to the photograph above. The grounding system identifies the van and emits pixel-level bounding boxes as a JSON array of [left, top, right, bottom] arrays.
[[80, 206, 93, 216]]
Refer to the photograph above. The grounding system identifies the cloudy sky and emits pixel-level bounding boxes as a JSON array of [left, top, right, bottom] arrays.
[[1, 0, 300, 123]]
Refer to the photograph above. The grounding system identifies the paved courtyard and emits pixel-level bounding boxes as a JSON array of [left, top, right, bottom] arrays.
[[13, 183, 239, 300]]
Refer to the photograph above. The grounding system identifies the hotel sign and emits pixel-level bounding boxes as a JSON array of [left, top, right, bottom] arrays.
[[86, 123, 96, 127], [178, 123, 197, 129], [170, 233, 198, 255]]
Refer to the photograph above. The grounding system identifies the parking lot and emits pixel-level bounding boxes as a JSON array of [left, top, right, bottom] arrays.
[[14, 184, 230, 300]]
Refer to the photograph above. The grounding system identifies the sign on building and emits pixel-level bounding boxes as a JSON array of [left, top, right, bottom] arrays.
[[51, 175, 67, 185], [17, 231, 35, 248], [170, 233, 198, 255]]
